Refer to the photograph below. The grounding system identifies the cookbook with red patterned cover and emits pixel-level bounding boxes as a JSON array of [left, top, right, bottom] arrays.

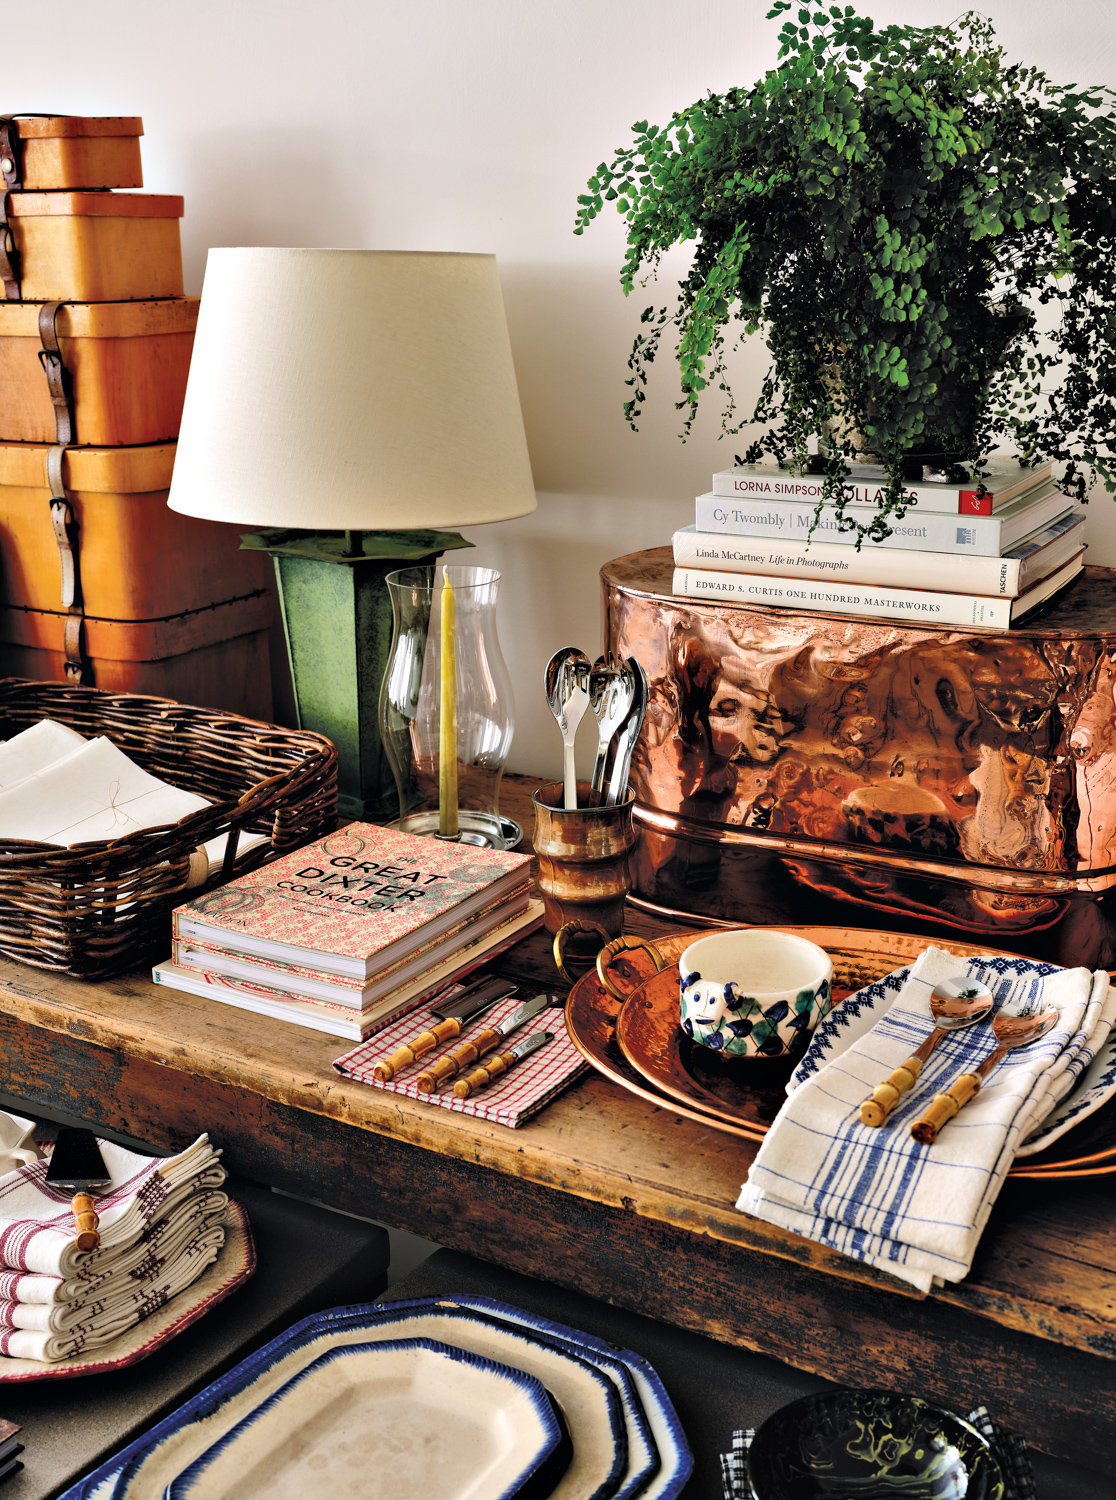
[[172, 823, 531, 979]]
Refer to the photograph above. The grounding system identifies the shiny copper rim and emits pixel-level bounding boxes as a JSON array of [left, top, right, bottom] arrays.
[[633, 802, 1116, 896], [565, 923, 1116, 1178]]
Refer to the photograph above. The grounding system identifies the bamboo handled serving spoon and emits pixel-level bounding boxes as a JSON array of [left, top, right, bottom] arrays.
[[859, 980, 994, 1126], [909, 1000, 1060, 1145]]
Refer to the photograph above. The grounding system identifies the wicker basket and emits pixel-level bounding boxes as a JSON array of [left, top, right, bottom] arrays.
[[0, 679, 337, 977]]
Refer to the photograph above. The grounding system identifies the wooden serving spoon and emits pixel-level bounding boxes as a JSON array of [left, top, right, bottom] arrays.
[[859, 981, 994, 1127], [910, 1002, 1060, 1145]]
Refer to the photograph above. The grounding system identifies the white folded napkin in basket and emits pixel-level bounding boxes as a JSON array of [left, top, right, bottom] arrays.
[[0, 1135, 223, 1279], [737, 947, 1113, 1292]]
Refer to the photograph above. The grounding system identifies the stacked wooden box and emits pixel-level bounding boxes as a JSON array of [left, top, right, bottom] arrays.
[[0, 114, 273, 715]]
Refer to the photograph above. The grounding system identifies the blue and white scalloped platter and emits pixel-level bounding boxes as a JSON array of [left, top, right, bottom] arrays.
[[64, 1293, 692, 1500], [164, 1335, 563, 1500], [788, 955, 1116, 1159]]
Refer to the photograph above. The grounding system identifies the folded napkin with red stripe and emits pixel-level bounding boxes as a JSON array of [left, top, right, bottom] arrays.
[[0, 1135, 227, 1362]]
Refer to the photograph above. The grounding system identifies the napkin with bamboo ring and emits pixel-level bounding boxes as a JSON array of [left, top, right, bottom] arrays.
[[0, 1135, 223, 1278], [737, 947, 1114, 1292], [0, 1187, 228, 1309], [0, 1206, 228, 1362]]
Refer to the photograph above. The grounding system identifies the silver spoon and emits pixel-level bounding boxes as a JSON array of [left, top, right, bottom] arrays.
[[910, 998, 1060, 1144], [860, 979, 994, 1126], [544, 646, 592, 810], [605, 656, 648, 806], [589, 654, 634, 805]]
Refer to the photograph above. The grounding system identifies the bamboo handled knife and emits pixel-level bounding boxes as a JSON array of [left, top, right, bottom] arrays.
[[452, 1030, 554, 1099], [414, 991, 556, 1092], [371, 977, 518, 1082]]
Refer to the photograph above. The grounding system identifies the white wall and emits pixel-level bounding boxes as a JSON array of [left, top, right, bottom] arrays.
[[9, 0, 1116, 776]]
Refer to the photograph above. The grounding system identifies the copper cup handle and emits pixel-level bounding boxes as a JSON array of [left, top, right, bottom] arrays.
[[596, 935, 666, 998], [553, 920, 612, 983]]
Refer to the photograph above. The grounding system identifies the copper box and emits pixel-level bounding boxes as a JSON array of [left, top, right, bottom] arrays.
[[0, 299, 198, 445], [603, 549, 1116, 968]]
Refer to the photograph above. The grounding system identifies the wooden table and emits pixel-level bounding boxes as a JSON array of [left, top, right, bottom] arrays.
[[1, 775, 1113, 1471]]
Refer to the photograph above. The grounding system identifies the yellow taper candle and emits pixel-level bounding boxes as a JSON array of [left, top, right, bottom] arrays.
[[439, 565, 459, 837]]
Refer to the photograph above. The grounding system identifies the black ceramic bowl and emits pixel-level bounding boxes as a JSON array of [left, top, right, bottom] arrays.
[[747, 1390, 1006, 1499]]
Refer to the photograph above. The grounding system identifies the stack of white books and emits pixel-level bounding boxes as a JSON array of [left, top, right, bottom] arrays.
[[672, 457, 1086, 628]]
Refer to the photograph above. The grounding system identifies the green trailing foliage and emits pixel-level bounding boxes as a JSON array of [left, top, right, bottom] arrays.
[[576, 4, 1116, 543]]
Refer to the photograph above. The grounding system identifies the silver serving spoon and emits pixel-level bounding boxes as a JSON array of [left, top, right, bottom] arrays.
[[589, 654, 635, 805], [544, 646, 592, 810], [860, 980, 994, 1126], [910, 997, 1060, 1144], [605, 656, 649, 806]]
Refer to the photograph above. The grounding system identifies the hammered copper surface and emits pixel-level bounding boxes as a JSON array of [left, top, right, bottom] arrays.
[[564, 924, 1114, 1175], [603, 552, 1116, 966]]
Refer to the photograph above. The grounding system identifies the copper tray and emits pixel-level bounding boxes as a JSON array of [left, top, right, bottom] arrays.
[[565, 924, 1116, 1177]]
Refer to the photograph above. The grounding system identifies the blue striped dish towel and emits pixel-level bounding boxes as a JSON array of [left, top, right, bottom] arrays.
[[736, 946, 1113, 1292]]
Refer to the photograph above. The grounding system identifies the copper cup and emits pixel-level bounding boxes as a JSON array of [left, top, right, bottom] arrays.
[[532, 781, 636, 937]]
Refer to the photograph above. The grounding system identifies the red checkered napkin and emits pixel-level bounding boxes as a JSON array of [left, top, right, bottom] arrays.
[[332, 995, 587, 1128]]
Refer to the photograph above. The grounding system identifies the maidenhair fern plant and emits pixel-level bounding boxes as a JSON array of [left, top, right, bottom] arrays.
[[576, 4, 1116, 542]]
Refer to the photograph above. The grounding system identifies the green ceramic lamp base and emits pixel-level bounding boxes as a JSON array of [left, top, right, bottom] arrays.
[[240, 528, 475, 822]]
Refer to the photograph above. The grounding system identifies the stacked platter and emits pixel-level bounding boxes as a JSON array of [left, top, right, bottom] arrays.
[[63, 1295, 693, 1500], [566, 925, 1116, 1178]]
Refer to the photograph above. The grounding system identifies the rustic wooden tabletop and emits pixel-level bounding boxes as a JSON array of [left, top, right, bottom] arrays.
[[0, 771, 1112, 1468]]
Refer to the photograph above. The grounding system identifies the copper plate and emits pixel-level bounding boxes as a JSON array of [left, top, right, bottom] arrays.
[[617, 962, 808, 1130], [565, 923, 1116, 1176]]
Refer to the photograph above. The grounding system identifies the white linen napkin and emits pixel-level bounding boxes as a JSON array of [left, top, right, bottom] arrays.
[[0, 1135, 223, 1278], [0, 1188, 228, 1306], [737, 947, 1113, 1292], [0, 1211, 228, 1362]]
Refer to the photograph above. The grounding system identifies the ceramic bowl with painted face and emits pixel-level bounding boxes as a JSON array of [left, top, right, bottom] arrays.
[[678, 929, 832, 1059]]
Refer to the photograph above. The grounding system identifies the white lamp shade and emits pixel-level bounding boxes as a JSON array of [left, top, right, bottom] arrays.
[[167, 248, 537, 530]]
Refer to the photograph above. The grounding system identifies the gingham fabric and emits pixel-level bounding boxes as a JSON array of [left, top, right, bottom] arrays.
[[720, 1405, 1035, 1499], [737, 946, 1113, 1291], [334, 994, 588, 1128]]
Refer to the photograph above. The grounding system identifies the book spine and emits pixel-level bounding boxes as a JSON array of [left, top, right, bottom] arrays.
[[710, 473, 1044, 514], [695, 494, 1005, 555], [672, 529, 1023, 595], [672, 566, 1014, 628]]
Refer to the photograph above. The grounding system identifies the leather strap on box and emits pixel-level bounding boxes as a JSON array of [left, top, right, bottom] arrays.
[[46, 443, 90, 685], [0, 114, 61, 299], [0, 113, 68, 191], [37, 302, 76, 445], [0, 192, 19, 301]]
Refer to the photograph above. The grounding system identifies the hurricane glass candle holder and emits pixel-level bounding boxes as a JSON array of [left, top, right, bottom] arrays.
[[380, 564, 517, 849]]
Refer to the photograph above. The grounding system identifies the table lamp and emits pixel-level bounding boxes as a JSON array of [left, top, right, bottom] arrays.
[[166, 248, 537, 823]]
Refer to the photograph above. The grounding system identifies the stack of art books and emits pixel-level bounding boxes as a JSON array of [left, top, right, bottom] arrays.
[[672, 457, 1085, 628], [154, 824, 541, 1039]]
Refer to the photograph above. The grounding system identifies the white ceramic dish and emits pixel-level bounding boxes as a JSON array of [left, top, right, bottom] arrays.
[[165, 1336, 563, 1500], [431, 1295, 692, 1499], [0, 1202, 254, 1385], [390, 1296, 663, 1500], [1015, 1027, 1116, 1155], [95, 1303, 627, 1500], [679, 928, 832, 1059]]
